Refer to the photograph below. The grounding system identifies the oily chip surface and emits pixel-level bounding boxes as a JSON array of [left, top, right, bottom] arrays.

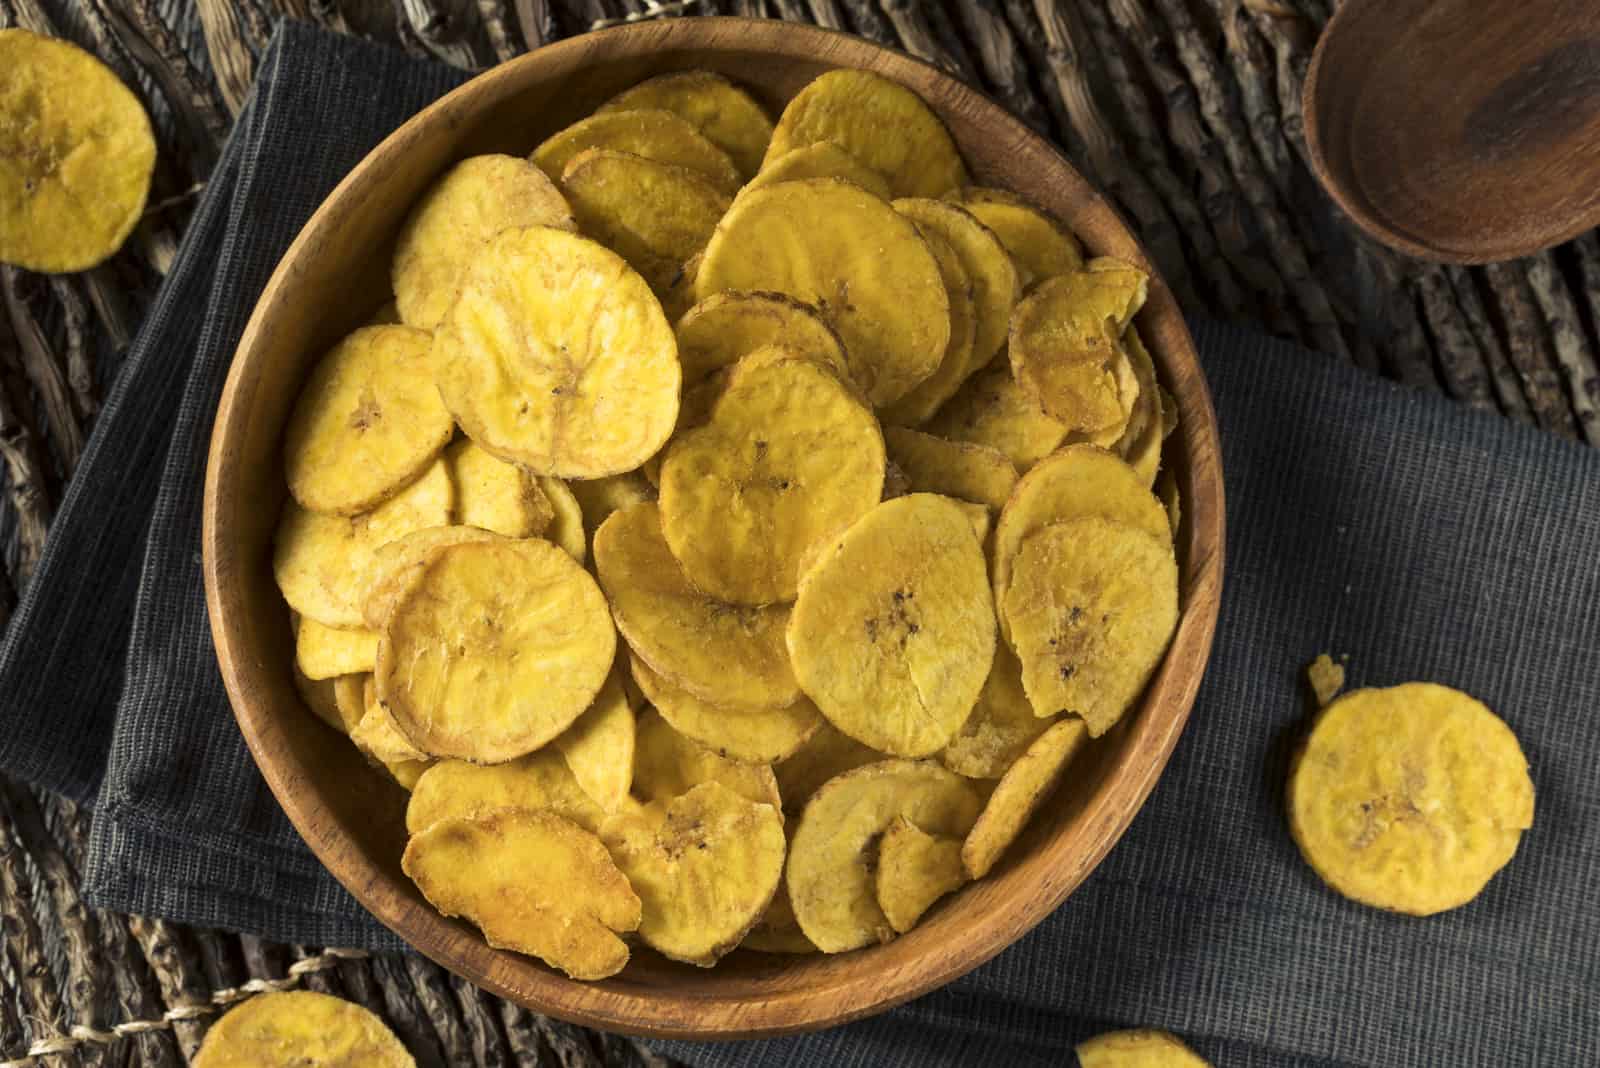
[[532, 108, 741, 195], [744, 141, 891, 200], [961, 717, 1088, 878], [789, 494, 995, 758], [0, 29, 156, 273], [1076, 1029, 1213, 1068], [940, 644, 1055, 779], [191, 990, 414, 1068], [631, 708, 783, 811], [674, 290, 850, 387], [875, 815, 967, 934], [1287, 683, 1534, 916], [957, 187, 1082, 288], [405, 748, 604, 836], [925, 355, 1067, 472], [434, 226, 680, 479], [553, 666, 635, 812], [883, 427, 1018, 512], [597, 71, 773, 179], [630, 653, 820, 765]]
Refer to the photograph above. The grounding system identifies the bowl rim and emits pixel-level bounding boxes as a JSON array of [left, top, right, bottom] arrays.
[[204, 15, 1225, 1040]]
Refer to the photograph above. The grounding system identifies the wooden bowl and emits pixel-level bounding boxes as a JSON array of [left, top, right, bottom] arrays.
[[203, 17, 1224, 1040]]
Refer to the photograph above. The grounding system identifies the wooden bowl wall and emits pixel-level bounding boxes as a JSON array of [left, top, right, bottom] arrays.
[[203, 16, 1224, 1040]]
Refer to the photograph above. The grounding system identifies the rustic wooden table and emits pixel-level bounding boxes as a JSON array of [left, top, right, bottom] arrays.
[[0, 1, 1595, 1065]]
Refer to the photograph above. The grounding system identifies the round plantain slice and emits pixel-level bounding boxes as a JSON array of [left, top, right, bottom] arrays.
[[435, 226, 679, 478], [892, 198, 1020, 376], [630, 653, 821, 765], [674, 290, 850, 387], [406, 748, 605, 836], [607, 780, 785, 966], [445, 439, 553, 538], [0, 29, 156, 273], [883, 427, 1018, 511], [594, 502, 800, 708], [741, 880, 816, 954], [940, 644, 1056, 779], [560, 148, 731, 298], [532, 109, 741, 195], [879, 226, 978, 426], [961, 717, 1089, 878], [353, 674, 430, 765], [284, 325, 453, 516], [376, 538, 616, 762], [1287, 683, 1534, 916], [743, 141, 891, 200], [553, 666, 635, 812], [191, 990, 414, 1068], [295, 617, 378, 680], [536, 475, 587, 562], [1003, 517, 1178, 734], [787, 759, 982, 952], [660, 349, 885, 605], [597, 71, 773, 179], [360, 525, 504, 630], [275, 459, 454, 628], [789, 494, 994, 757], [1076, 1029, 1213, 1068], [1112, 325, 1163, 485], [764, 69, 966, 199], [925, 354, 1067, 472], [391, 153, 576, 329], [403, 809, 640, 981], [875, 815, 967, 934], [695, 178, 950, 407], [632, 707, 783, 811], [956, 187, 1082, 288]]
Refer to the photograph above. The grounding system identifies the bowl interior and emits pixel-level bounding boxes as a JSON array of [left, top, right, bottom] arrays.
[[205, 18, 1224, 1040]]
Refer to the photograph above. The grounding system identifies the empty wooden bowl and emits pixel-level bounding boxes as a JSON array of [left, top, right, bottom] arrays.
[[203, 17, 1224, 1040]]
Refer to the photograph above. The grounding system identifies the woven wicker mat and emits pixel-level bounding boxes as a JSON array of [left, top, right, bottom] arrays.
[[0, 0, 1596, 1064]]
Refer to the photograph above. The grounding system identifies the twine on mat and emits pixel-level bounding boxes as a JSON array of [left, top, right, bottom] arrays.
[[0, 948, 371, 1066], [590, 0, 700, 31]]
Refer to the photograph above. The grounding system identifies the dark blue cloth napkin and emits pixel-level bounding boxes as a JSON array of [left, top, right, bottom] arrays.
[[0, 22, 1595, 1068]]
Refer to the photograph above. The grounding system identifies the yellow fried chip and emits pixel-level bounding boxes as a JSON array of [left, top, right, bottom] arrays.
[[788, 495, 994, 757], [957, 187, 1082, 288], [764, 70, 966, 199], [952, 499, 991, 546], [445, 439, 552, 538], [879, 226, 977, 426], [1306, 654, 1346, 707], [941, 645, 1056, 778], [595, 503, 800, 708], [744, 141, 891, 200], [660, 350, 885, 604], [532, 109, 741, 195], [283, 325, 453, 515], [891, 197, 1019, 376], [1156, 465, 1181, 538], [554, 667, 635, 812], [1076, 1029, 1213, 1068], [353, 674, 430, 765], [403, 809, 640, 980], [741, 879, 816, 954], [630, 653, 820, 765], [875, 815, 967, 933], [1004, 517, 1178, 734], [295, 617, 378, 680], [659, 250, 701, 324], [961, 718, 1088, 877], [0, 30, 156, 273], [787, 759, 981, 952], [275, 459, 454, 628], [674, 290, 850, 387], [376, 539, 616, 762], [560, 148, 731, 298], [631, 708, 782, 811], [695, 178, 949, 407], [1113, 326, 1162, 486], [406, 748, 604, 835], [391, 154, 576, 329], [435, 226, 680, 479], [291, 663, 345, 733], [191, 990, 414, 1068], [331, 674, 368, 735], [883, 427, 1018, 511], [533, 475, 586, 563], [598, 71, 773, 179], [568, 470, 653, 549], [772, 720, 881, 816], [1287, 683, 1534, 916], [361, 524, 503, 629], [925, 355, 1067, 471], [607, 781, 785, 966]]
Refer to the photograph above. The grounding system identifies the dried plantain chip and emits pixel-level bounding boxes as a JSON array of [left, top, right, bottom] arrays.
[[1287, 683, 1534, 916], [630, 653, 820, 765], [403, 809, 641, 980], [961, 718, 1088, 877], [376, 538, 616, 762], [878, 225, 977, 426], [445, 439, 553, 538], [0, 29, 156, 273], [535, 475, 587, 563], [406, 748, 604, 836], [1003, 517, 1178, 734], [875, 815, 967, 933], [1113, 325, 1163, 486], [764, 70, 966, 199], [695, 178, 949, 407], [295, 617, 378, 680], [532, 108, 741, 195], [744, 141, 891, 200], [788, 494, 994, 757], [435, 226, 680, 479], [786, 759, 981, 952], [925, 355, 1067, 472], [952, 499, 992, 546], [660, 349, 885, 605], [283, 325, 453, 516], [772, 720, 881, 816], [741, 880, 816, 954], [568, 471, 653, 550], [191, 990, 414, 1068], [1306, 653, 1346, 707], [597, 71, 773, 179], [595, 502, 802, 709], [891, 197, 1019, 378], [361, 525, 503, 630], [882, 427, 1018, 511], [940, 644, 1056, 779], [331, 674, 369, 735], [632, 708, 783, 811], [956, 187, 1082, 288], [674, 290, 850, 387], [292, 663, 346, 734], [553, 666, 635, 812], [353, 675, 430, 765], [1076, 1029, 1213, 1068], [391, 153, 576, 329], [275, 459, 454, 628]]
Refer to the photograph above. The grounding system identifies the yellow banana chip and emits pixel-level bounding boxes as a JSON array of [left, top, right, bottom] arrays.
[[660, 350, 885, 605], [925, 355, 1067, 472], [0, 29, 156, 273], [275, 459, 454, 628], [295, 617, 378, 680], [764, 70, 966, 199], [532, 108, 741, 195], [595, 502, 802, 709], [788, 495, 994, 757], [741, 880, 816, 954], [406, 748, 604, 836], [598, 71, 773, 179], [403, 809, 641, 980], [534, 475, 586, 563], [376, 538, 616, 762], [875, 815, 967, 934], [632, 708, 783, 811], [883, 427, 1018, 511], [1076, 1029, 1212, 1068], [568, 471, 653, 550], [553, 666, 634, 812], [674, 290, 850, 387], [956, 187, 1082, 288], [291, 663, 345, 734], [879, 225, 977, 426], [787, 759, 981, 952], [283, 325, 452, 516], [191, 990, 414, 1068], [1113, 326, 1163, 486], [695, 178, 950, 407], [1306, 653, 1346, 707], [1003, 517, 1178, 734], [360, 525, 503, 630], [445, 439, 553, 538], [1156, 466, 1181, 539], [744, 141, 891, 200], [630, 653, 820, 765], [353, 675, 429, 764], [391, 153, 576, 329], [940, 645, 1055, 779], [435, 226, 680, 479], [952, 499, 992, 546], [331, 674, 368, 735], [891, 197, 1019, 378], [961, 718, 1088, 878], [659, 250, 701, 323], [1287, 683, 1534, 916]]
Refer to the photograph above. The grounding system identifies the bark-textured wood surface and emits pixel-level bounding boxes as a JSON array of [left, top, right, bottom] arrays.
[[1, 0, 1597, 1063]]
